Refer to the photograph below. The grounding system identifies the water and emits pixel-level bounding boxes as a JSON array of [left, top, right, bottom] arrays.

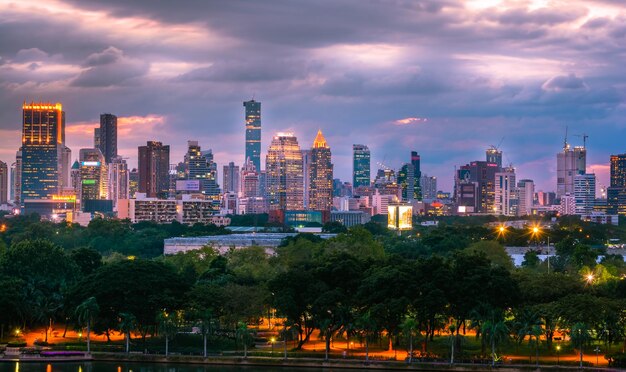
[[0, 362, 337, 372]]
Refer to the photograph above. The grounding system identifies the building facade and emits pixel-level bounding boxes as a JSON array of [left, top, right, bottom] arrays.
[[138, 141, 170, 198], [0, 161, 7, 205], [494, 168, 516, 216], [98, 113, 117, 163], [516, 179, 535, 216], [608, 153, 626, 215], [266, 133, 304, 210], [223, 162, 240, 194], [574, 173, 596, 215], [78, 148, 108, 207], [308, 130, 333, 211], [244, 100, 261, 172], [557, 144, 586, 197], [353, 144, 371, 189]]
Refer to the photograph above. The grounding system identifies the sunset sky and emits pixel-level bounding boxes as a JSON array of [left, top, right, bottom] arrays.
[[1, 0, 625, 192]]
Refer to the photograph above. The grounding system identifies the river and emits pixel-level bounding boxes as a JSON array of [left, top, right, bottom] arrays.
[[0, 362, 348, 372]]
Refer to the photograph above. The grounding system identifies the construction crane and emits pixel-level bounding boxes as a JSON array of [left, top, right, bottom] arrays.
[[488, 136, 505, 152], [573, 133, 589, 149]]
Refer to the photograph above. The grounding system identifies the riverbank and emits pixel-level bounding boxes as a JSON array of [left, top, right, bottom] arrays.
[[91, 352, 618, 371]]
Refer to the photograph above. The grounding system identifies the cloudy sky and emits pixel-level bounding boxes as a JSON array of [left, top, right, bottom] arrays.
[[1, 0, 625, 192]]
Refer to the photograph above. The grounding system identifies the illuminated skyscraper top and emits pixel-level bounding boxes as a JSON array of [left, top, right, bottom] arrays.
[[244, 100, 261, 172]]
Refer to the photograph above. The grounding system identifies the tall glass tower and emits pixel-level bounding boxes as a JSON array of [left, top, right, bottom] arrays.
[[244, 100, 261, 172], [98, 113, 118, 164], [20, 102, 66, 201], [352, 144, 370, 189]]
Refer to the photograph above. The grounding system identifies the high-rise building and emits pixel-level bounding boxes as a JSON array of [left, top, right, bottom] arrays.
[[0, 160, 8, 205], [494, 168, 516, 216], [353, 144, 371, 189], [185, 141, 210, 192], [516, 179, 535, 216], [98, 113, 118, 164], [457, 161, 498, 213], [244, 100, 261, 172], [302, 149, 312, 208], [420, 174, 437, 200], [20, 102, 68, 203], [608, 153, 626, 214], [108, 156, 129, 210], [411, 151, 422, 200], [486, 146, 502, 169], [70, 160, 80, 194], [574, 173, 596, 215], [200, 149, 221, 197], [138, 141, 170, 198], [79, 148, 108, 203], [240, 159, 260, 198], [223, 162, 240, 194], [557, 142, 586, 198], [129, 168, 139, 199], [397, 164, 414, 202], [266, 133, 304, 210], [12, 151, 22, 205], [309, 130, 333, 211]]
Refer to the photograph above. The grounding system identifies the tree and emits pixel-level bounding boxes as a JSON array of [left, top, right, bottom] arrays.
[[75, 297, 99, 353], [157, 310, 180, 357], [236, 321, 255, 358], [465, 241, 514, 271], [482, 317, 509, 366], [570, 322, 591, 368], [355, 310, 377, 363], [514, 309, 543, 365], [401, 314, 419, 364], [69, 247, 102, 276], [118, 312, 136, 353], [322, 221, 347, 234]]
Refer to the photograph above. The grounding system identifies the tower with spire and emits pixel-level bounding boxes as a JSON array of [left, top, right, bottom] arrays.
[[309, 130, 333, 211]]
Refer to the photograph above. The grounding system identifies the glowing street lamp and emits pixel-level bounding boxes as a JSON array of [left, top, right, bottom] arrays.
[[556, 345, 561, 365], [585, 273, 594, 284], [270, 337, 276, 355]]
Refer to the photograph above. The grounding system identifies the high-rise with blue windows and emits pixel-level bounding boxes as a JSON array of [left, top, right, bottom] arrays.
[[352, 144, 370, 189], [244, 100, 261, 172], [20, 102, 68, 202]]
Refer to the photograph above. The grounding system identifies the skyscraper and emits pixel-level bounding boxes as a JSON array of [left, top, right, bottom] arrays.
[[397, 163, 414, 202], [516, 179, 535, 216], [353, 144, 370, 189], [556, 142, 586, 198], [308, 130, 333, 211], [240, 159, 259, 198], [301, 149, 311, 208], [20, 102, 67, 202], [98, 113, 118, 163], [608, 153, 626, 214], [266, 133, 304, 210], [457, 161, 498, 213], [200, 149, 221, 197], [411, 151, 422, 200], [138, 141, 170, 198], [0, 161, 8, 205], [79, 148, 108, 203], [420, 174, 437, 200], [486, 146, 502, 169], [185, 140, 210, 192], [108, 156, 129, 210], [129, 168, 139, 199], [12, 150, 22, 204], [244, 100, 261, 172], [223, 162, 240, 194]]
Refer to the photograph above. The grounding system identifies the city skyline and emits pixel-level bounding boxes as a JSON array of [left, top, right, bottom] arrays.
[[1, 1, 626, 193]]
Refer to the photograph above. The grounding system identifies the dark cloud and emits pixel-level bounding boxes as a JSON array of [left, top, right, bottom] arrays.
[[491, 7, 587, 26], [542, 74, 587, 92], [71, 47, 149, 87]]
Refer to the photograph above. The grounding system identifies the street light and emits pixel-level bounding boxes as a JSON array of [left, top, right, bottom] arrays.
[[556, 345, 560, 365], [270, 337, 275, 355], [594, 346, 601, 366], [14, 329, 20, 337], [585, 273, 594, 284]]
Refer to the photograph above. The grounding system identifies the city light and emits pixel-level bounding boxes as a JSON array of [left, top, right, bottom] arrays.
[[585, 273, 594, 284]]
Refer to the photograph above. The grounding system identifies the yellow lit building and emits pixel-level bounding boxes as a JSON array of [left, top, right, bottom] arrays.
[[266, 133, 304, 210], [308, 130, 333, 211]]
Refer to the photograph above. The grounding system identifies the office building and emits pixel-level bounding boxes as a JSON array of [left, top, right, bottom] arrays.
[[266, 133, 304, 210], [516, 179, 534, 216], [486, 146, 502, 169], [98, 113, 118, 163], [12, 151, 22, 204], [557, 142, 586, 197], [108, 156, 129, 210], [608, 153, 626, 215], [308, 130, 333, 211], [411, 151, 422, 200], [244, 100, 261, 172], [353, 144, 371, 189], [184, 141, 211, 193], [129, 168, 139, 199], [240, 159, 259, 197], [0, 161, 7, 205], [456, 161, 498, 213], [20, 102, 71, 203], [574, 173, 596, 215], [200, 149, 221, 197], [79, 148, 108, 204], [494, 168, 516, 216], [223, 162, 240, 194], [420, 174, 437, 200], [330, 210, 371, 227], [138, 141, 170, 198], [397, 163, 415, 202]]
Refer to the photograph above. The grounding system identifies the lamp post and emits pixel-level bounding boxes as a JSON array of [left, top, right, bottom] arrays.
[[270, 337, 275, 356], [556, 345, 560, 365], [594, 346, 601, 366]]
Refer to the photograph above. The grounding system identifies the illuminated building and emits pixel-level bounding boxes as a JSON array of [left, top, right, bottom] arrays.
[[388, 203, 413, 231], [308, 130, 333, 211], [20, 102, 70, 203], [574, 173, 596, 215], [398, 163, 414, 202], [556, 141, 586, 198], [608, 153, 626, 214], [70, 160, 80, 193], [244, 100, 262, 172], [129, 168, 139, 199], [79, 148, 108, 207], [266, 133, 304, 210], [456, 161, 498, 213], [108, 156, 129, 210], [0, 160, 7, 205], [98, 113, 118, 163], [184, 141, 213, 195], [486, 146, 502, 168], [138, 141, 170, 198], [200, 149, 221, 198], [223, 162, 240, 194], [118, 193, 220, 224], [302, 149, 311, 208], [494, 167, 516, 216], [411, 151, 422, 200], [353, 144, 370, 189]]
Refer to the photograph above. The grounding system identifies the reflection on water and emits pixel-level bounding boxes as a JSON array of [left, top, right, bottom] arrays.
[[1, 362, 337, 372]]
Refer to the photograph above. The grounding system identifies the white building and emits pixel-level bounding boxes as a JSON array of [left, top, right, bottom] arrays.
[[495, 169, 516, 216], [574, 173, 596, 215]]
